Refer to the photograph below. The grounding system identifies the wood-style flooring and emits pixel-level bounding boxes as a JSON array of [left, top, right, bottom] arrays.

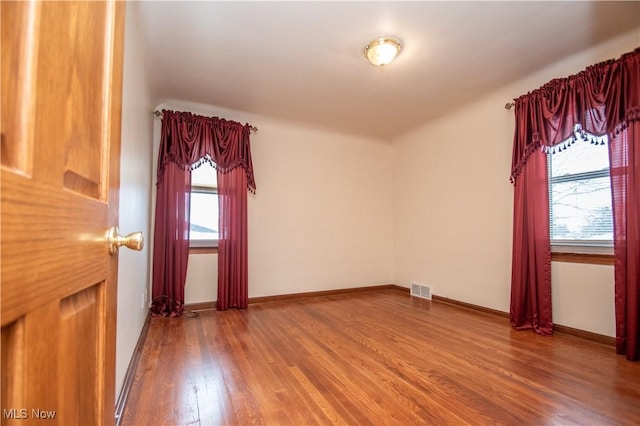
[[121, 289, 640, 425]]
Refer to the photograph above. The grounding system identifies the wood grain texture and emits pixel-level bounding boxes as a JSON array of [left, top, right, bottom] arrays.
[[551, 252, 615, 265], [189, 246, 219, 255], [116, 311, 151, 426], [121, 290, 640, 425], [432, 294, 510, 318], [1, 1, 124, 424], [553, 323, 616, 347], [432, 294, 616, 346], [247, 284, 399, 305], [0, 0, 39, 173]]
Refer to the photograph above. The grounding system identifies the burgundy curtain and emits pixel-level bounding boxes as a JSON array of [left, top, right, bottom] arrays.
[[156, 111, 256, 190], [217, 167, 248, 310], [151, 110, 256, 316], [510, 48, 640, 356], [510, 147, 552, 334], [611, 121, 640, 360], [151, 162, 191, 317]]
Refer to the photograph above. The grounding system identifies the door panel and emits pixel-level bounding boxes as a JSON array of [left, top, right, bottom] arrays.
[[0, 0, 39, 173], [1, 1, 124, 425], [59, 285, 100, 425]]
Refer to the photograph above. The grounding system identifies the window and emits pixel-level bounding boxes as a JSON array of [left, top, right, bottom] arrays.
[[190, 162, 218, 248], [548, 125, 612, 253]]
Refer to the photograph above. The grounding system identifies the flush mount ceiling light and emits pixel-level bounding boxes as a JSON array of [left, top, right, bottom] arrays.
[[364, 37, 401, 67]]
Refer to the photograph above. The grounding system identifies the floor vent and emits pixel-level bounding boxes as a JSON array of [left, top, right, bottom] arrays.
[[411, 283, 431, 300]]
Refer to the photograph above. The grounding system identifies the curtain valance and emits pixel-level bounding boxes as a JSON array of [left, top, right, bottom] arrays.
[[510, 48, 640, 183], [157, 109, 256, 192]]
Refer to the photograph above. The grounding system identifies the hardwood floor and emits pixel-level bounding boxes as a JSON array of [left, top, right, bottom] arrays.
[[121, 290, 640, 425]]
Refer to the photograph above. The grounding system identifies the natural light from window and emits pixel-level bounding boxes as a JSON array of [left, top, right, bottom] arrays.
[[190, 162, 218, 245], [548, 128, 612, 246]]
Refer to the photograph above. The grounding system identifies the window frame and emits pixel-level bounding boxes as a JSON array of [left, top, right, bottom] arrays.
[[189, 183, 219, 251], [547, 132, 614, 260]]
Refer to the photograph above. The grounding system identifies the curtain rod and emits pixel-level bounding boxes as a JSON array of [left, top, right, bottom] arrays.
[[153, 110, 258, 133], [505, 102, 515, 110]]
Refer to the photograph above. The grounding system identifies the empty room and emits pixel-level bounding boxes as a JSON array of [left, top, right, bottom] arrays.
[[2, 1, 639, 425]]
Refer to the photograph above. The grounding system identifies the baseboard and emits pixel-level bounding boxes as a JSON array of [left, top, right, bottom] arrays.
[[115, 309, 151, 426], [183, 301, 216, 311], [184, 284, 615, 347], [248, 284, 401, 304], [389, 284, 410, 293], [184, 284, 405, 311], [552, 324, 615, 346], [431, 295, 509, 318], [430, 294, 614, 347]]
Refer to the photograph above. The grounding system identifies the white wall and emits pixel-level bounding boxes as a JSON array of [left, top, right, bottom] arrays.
[[392, 29, 638, 337], [116, 2, 153, 399], [552, 262, 614, 336], [184, 255, 218, 303], [151, 100, 394, 303]]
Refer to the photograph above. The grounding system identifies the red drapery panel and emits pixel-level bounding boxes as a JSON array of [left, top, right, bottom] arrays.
[[510, 48, 639, 356], [510, 149, 552, 334], [151, 162, 191, 317], [611, 121, 640, 360], [217, 168, 249, 310], [152, 110, 255, 316]]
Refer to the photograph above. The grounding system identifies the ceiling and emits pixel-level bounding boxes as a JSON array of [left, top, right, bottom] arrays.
[[136, 1, 639, 141]]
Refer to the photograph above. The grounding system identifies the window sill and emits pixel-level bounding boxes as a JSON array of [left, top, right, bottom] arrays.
[[551, 251, 614, 265], [189, 246, 218, 255]]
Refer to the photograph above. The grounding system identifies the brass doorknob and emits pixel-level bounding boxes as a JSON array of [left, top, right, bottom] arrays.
[[107, 227, 144, 255]]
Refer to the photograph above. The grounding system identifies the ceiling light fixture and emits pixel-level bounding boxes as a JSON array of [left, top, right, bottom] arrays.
[[364, 37, 401, 67]]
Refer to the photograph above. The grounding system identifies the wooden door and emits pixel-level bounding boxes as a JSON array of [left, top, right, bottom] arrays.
[[1, 1, 125, 425]]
